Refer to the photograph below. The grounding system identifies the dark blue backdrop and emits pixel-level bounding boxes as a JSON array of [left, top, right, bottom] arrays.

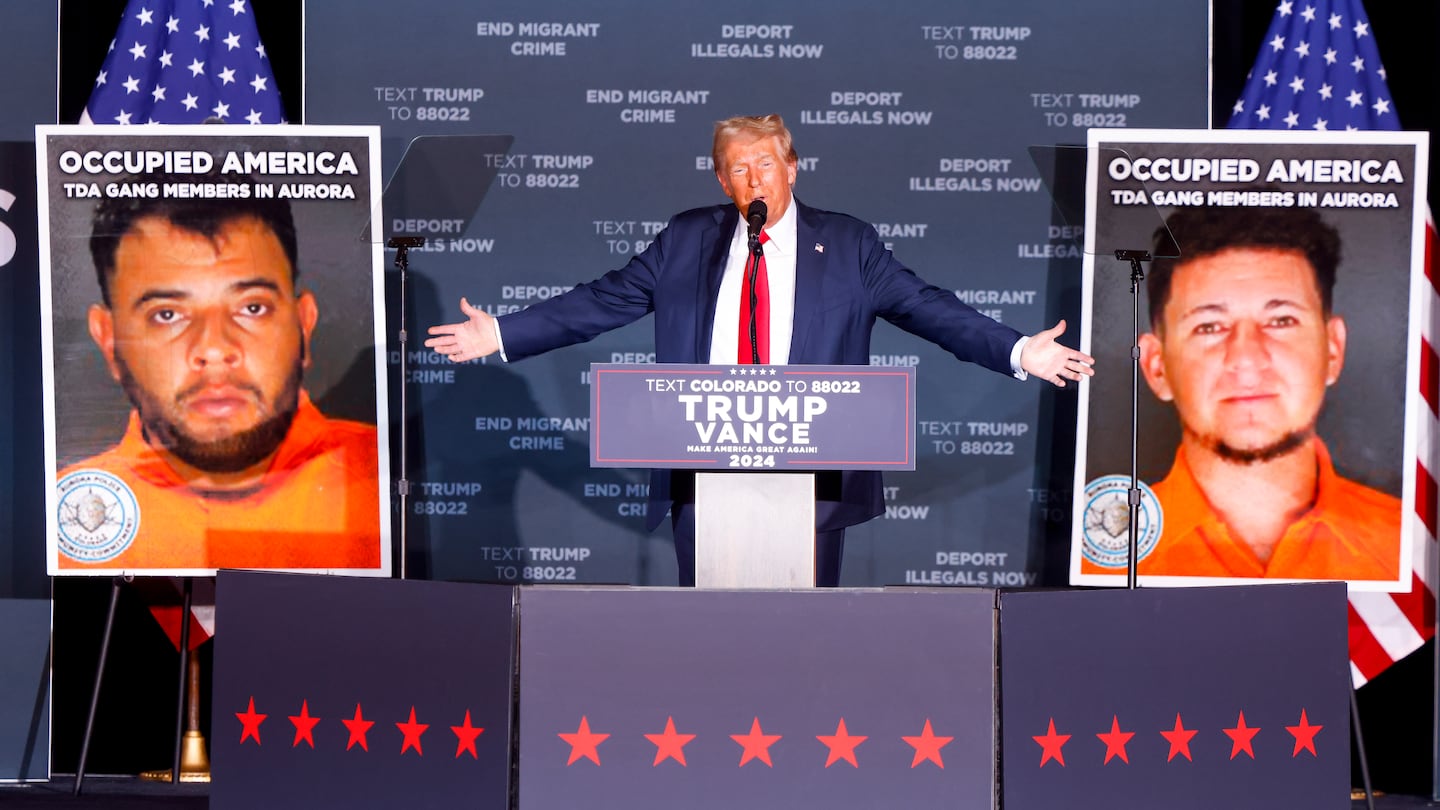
[[303, 0, 1210, 587]]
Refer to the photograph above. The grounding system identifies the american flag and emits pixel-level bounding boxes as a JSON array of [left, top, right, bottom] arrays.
[[1228, 0, 1435, 687], [82, 0, 284, 125]]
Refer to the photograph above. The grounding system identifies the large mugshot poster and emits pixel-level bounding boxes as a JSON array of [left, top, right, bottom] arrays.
[[38, 125, 391, 577], [1071, 129, 1429, 592]]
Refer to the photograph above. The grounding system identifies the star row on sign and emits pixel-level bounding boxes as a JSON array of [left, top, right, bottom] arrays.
[[234, 698, 487, 759], [234, 699, 955, 768], [554, 715, 953, 769], [1032, 709, 1323, 768]]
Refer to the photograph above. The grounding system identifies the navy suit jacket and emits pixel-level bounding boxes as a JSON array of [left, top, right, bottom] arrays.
[[499, 199, 1024, 532]]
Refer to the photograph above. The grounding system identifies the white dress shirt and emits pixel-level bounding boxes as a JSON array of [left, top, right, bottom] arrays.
[[708, 200, 798, 364]]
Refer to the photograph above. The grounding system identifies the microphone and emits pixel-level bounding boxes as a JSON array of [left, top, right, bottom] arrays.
[[746, 200, 768, 239], [743, 200, 768, 363]]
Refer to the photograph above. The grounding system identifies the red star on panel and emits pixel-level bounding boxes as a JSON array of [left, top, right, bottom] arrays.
[[288, 700, 321, 749], [902, 719, 953, 769], [1285, 709, 1322, 757], [236, 696, 266, 745], [1223, 711, 1261, 760], [341, 704, 375, 752], [1096, 715, 1135, 765], [816, 718, 867, 768], [451, 710, 485, 760], [396, 706, 429, 756], [1160, 713, 1198, 762], [559, 716, 610, 766], [730, 717, 782, 767], [1033, 718, 1070, 768], [645, 716, 697, 767]]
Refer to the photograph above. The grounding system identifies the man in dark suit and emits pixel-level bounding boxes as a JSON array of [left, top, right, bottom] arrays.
[[426, 114, 1094, 585]]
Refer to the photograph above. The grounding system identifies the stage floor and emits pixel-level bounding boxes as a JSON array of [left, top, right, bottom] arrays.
[[0, 777, 206, 809], [0, 778, 1433, 809]]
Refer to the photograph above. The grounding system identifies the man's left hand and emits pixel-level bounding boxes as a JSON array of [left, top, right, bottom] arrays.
[[1021, 319, 1095, 388]]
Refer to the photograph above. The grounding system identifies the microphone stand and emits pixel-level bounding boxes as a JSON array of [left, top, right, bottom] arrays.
[[1115, 248, 1151, 590], [387, 235, 425, 579]]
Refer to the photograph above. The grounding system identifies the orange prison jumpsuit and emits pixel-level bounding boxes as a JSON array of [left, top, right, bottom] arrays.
[[1083, 439, 1400, 581], [56, 392, 382, 571]]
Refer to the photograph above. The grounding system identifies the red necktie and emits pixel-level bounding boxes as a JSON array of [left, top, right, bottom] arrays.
[[738, 230, 770, 364]]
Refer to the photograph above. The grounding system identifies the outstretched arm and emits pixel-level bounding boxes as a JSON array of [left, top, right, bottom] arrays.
[[1020, 319, 1094, 387], [425, 297, 500, 363]]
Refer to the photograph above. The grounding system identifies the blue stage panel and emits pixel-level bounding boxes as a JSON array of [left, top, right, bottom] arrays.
[[1000, 583, 1349, 810], [517, 586, 997, 810], [211, 572, 514, 810]]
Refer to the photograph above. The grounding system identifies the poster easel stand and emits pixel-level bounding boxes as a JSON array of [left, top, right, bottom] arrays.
[[72, 576, 203, 796], [72, 576, 122, 796]]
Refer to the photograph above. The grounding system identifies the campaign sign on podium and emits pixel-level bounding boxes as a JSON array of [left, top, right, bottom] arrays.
[[589, 364, 915, 470], [590, 364, 915, 587]]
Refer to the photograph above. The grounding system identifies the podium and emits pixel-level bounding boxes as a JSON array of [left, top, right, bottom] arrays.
[[589, 363, 916, 588]]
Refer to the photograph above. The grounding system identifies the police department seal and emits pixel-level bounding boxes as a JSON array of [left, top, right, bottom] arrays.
[[1080, 475, 1161, 569], [56, 469, 140, 563]]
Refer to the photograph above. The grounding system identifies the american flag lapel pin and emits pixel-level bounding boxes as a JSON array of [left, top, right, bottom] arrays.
[[814, 243, 824, 253]]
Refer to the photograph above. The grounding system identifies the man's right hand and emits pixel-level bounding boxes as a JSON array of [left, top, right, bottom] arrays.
[[425, 297, 499, 363]]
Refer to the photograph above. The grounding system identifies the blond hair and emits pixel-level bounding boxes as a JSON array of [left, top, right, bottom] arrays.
[[711, 114, 798, 171]]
